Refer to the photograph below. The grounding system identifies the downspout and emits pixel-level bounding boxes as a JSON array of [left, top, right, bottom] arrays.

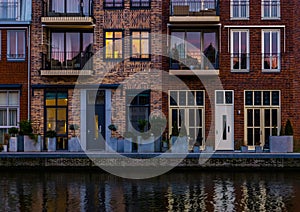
[[28, 24, 31, 120]]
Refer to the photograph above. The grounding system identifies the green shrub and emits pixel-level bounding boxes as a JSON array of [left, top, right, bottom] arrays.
[[285, 119, 293, 135]]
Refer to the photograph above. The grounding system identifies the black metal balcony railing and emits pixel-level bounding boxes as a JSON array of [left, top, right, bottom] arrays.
[[231, 53, 250, 70], [43, 0, 93, 17], [170, 0, 219, 16], [0, 1, 19, 20], [170, 51, 219, 70], [42, 51, 93, 70]]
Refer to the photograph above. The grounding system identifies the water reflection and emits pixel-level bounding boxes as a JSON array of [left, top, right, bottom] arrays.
[[0, 171, 299, 211]]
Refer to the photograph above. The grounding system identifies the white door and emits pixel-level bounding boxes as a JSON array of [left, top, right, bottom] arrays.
[[215, 91, 234, 150]]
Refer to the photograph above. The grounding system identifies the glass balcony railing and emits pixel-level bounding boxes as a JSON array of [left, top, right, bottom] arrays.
[[0, 1, 19, 20], [42, 51, 93, 70], [43, 0, 93, 17], [170, 0, 219, 16]]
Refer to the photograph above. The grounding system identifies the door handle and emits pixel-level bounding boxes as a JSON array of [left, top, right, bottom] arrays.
[[228, 126, 230, 133], [99, 125, 102, 133], [87, 129, 90, 133]]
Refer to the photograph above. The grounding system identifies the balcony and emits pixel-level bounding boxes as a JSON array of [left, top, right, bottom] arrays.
[[169, 52, 219, 76], [169, 0, 220, 23], [41, 51, 93, 76], [41, 0, 94, 27]]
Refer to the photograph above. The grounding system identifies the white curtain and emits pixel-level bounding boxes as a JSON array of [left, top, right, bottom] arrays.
[[67, 0, 80, 13], [52, 0, 64, 13]]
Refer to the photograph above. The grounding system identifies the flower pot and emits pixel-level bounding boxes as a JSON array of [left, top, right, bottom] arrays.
[[9, 137, 18, 152], [117, 138, 124, 152], [68, 137, 83, 152], [193, 146, 200, 153], [106, 138, 118, 152], [171, 136, 188, 153], [24, 135, 41, 152], [3, 145, 7, 152], [138, 135, 155, 153], [47, 137, 56, 152], [124, 138, 132, 153]]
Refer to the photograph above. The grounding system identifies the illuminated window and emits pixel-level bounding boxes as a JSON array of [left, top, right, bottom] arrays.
[[130, 30, 150, 60], [130, 0, 150, 8], [104, 0, 124, 8], [104, 30, 123, 59]]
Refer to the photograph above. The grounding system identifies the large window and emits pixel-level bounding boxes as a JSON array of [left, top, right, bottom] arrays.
[[170, 29, 218, 70], [130, 30, 150, 60], [0, 91, 19, 144], [262, 0, 280, 19], [45, 91, 68, 150], [130, 0, 150, 8], [7, 30, 25, 60], [231, 30, 249, 71], [262, 30, 280, 71], [0, 0, 20, 20], [245, 90, 280, 148], [104, 0, 124, 8], [230, 0, 249, 19], [104, 30, 123, 59], [50, 0, 92, 16], [127, 90, 150, 132], [50, 31, 93, 69], [169, 90, 205, 147]]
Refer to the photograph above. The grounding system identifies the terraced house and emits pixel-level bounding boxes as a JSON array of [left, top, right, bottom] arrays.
[[29, 0, 299, 152], [0, 0, 31, 144]]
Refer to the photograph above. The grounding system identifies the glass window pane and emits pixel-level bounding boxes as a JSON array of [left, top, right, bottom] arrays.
[[225, 91, 233, 104], [0, 109, 7, 126], [245, 91, 253, 105], [247, 109, 253, 127], [46, 92, 56, 106], [0, 92, 7, 105], [254, 91, 262, 105], [247, 128, 253, 146], [264, 109, 270, 127], [196, 91, 204, 106], [57, 108, 67, 134], [8, 92, 18, 105], [9, 108, 17, 126], [179, 91, 186, 106], [67, 0, 80, 13], [254, 109, 260, 127], [196, 109, 202, 127], [272, 91, 280, 105], [82, 33, 93, 52], [216, 91, 223, 104], [263, 91, 270, 105], [46, 108, 56, 131], [57, 92, 68, 106], [17, 31, 25, 58], [272, 109, 278, 127], [170, 91, 177, 106], [187, 91, 195, 106], [189, 109, 195, 127]]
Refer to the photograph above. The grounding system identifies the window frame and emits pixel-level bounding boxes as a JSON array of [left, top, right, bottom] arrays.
[[103, 0, 124, 9], [262, 29, 281, 72], [7, 30, 26, 61], [130, 0, 151, 9], [230, 29, 250, 72], [230, 0, 249, 20], [261, 0, 281, 20], [0, 90, 20, 129], [130, 29, 151, 61], [103, 29, 124, 60]]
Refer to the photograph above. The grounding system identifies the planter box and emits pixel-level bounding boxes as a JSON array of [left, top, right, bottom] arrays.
[[117, 138, 124, 153], [155, 138, 161, 152], [269, 136, 293, 153], [24, 135, 41, 152], [240, 146, 248, 153], [124, 138, 132, 153], [106, 138, 118, 152], [17, 135, 24, 152], [138, 136, 155, 153], [204, 145, 214, 152], [171, 136, 188, 153], [68, 137, 83, 152], [193, 146, 200, 153], [255, 145, 263, 153], [9, 137, 18, 152], [47, 137, 57, 152], [2, 145, 7, 152]]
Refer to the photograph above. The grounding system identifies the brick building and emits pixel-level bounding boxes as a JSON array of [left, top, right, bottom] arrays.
[[30, 0, 298, 151], [0, 0, 31, 144]]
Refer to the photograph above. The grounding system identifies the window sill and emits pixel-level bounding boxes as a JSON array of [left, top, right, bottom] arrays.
[[261, 17, 281, 20], [230, 17, 250, 21], [231, 69, 249, 73], [7, 58, 26, 62], [262, 69, 281, 73]]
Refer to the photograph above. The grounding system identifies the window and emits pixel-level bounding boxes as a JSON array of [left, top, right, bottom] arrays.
[[104, 30, 123, 59], [0, 91, 19, 144], [130, 30, 150, 60], [262, 30, 280, 71], [0, 0, 20, 20], [169, 90, 205, 146], [7, 30, 25, 60], [0, 31, 1, 60], [170, 29, 218, 70], [130, 0, 150, 8], [45, 91, 68, 150], [50, 31, 93, 70], [104, 0, 124, 9], [50, 0, 92, 16], [262, 0, 280, 19], [231, 30, 249, 71], [127, 90, 150, 132], [230, 0, 249, 19], [244, 91, 280, 147]]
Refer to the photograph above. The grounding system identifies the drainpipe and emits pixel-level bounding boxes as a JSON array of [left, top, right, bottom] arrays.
[[28, 24, 31, 120]]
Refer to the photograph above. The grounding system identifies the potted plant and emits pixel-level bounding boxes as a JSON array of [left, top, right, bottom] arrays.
[[170, 122, 179, 147], [2, 133, 9, 152], [20, 120, 41, 152], [68, 124, 82, 152], [46, 130, 57, 152], [269, 120, 294, 153], [8, 127, 18, 152], [107, 124, 118, 152], [150, 116, 167, 152]]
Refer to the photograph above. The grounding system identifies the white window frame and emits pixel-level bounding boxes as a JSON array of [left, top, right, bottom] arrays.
[[230, 0, 249, 20], [262, 29, 280, 72], [230, 29, 250, 72], [0, 90, 20, 129], [7, 30, 26, 61], [261, 0, 280, 20], [244, 90, 281, 148], [169, 90, 205, 149]]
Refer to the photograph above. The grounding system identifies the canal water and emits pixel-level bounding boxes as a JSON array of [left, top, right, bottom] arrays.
[[0, 170, 299, 211]]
